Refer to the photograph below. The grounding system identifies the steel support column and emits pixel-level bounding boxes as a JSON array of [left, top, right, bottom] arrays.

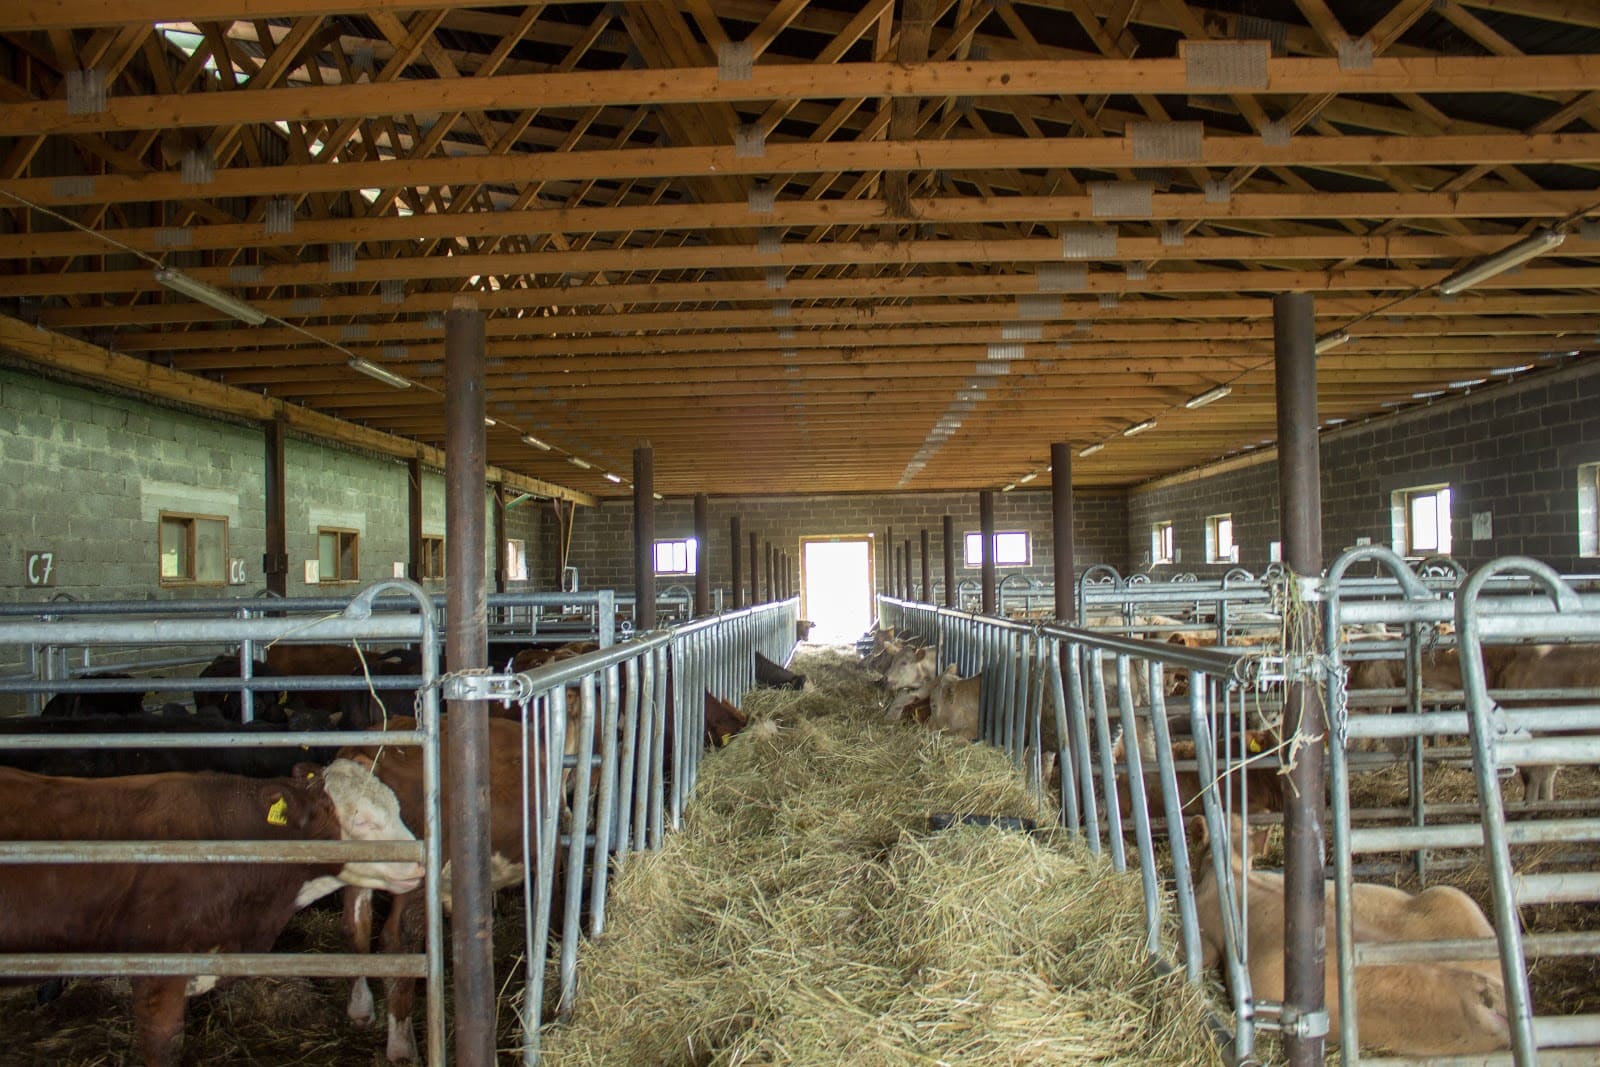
[[491, 483, 507, 595], [263, 417, 288, 597], [730, 516, 744, 609], [942, 515, 956, 608], [1052, 444, 1076, 623], [920, 528, 931, 603], [633, 443, 656, 632], [979, 490, 997, 615], [748, 530, 759, 604], [885, 525, 894, 597], [406, 456, 425, 583], [693, 493, 710, 617], [1275, 291, 1328, 1066], [443, 306, 493, 1067]]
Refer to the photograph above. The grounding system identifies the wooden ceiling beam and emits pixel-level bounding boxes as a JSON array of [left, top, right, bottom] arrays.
[[8, 55, 1600, 136]]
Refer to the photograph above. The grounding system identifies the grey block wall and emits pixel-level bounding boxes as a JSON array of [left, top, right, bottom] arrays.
[[1127, 359, 1600, 577], [0, 369, 503, 602], [550, 489, 1130, 602]]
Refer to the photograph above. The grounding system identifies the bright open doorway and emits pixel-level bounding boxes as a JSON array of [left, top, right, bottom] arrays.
[[800, 536, 875, 644]]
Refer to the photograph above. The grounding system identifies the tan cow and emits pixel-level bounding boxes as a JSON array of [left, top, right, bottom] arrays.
[[927, 665, 980, 741], [882, 644, 939, 722], [1191, 816, 1509, 1057]]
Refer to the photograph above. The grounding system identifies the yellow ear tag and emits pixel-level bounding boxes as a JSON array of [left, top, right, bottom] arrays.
[[1247, 736, 1262, 753], [267, 798, 289, 826], [718, 732, 730, 746]]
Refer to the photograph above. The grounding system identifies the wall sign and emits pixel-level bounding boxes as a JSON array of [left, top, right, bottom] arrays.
[[228, 558, 248, 585], [25, 551, 56, 587]]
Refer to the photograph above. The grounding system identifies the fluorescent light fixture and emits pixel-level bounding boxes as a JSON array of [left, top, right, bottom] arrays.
[[154, 268, 267, 325], [483, 416, 497, 427], [1122, 418, 1157, 437], [1002, 483, 1016, 492], [1448, 378, 1486, 389], [1314, 330, 1350, 354], [1491, 363, 1532, 375], [1078, 443, 1105, 457], [653, 492, 664, 501], [1412, 390, 1445, 400], [1437, 229, 1565, 295], [1185, 384, 1232, 409], [1018, 471, 1038, 483], [521, 434, 552, 451], [567, 456, 592, 470], [347, 357, 412, 389], [603, 472, 622, 483]]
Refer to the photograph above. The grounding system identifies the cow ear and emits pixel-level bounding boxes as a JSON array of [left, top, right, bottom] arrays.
[[291, 761, 326, 784], [1186, 814, 1210, 852]]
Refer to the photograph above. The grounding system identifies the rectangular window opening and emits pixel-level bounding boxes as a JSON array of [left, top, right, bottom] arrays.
[[1391, 484, 1453, 557], [421, 536, 445, 580], [505, 539, 528, 582], [1151, 520, 1175, 565], [159, 512, 228, 585], [654, 538, 697, 575], [1205, 513, 1236, 564], [963, 530, 1031, 567], [317, 527, 360, 583]]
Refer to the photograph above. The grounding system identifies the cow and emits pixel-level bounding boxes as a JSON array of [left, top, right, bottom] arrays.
[[883, 644, 940, 722], [1190, 815, 1509, 1057], [339, 647, 434, 731], [703, 692, 749, 749], [39, 672, 146, 718], [0, 758, 422, 1067], [754, 651, 805, 690], [193, 655, 291, 723], [795, 619, 816, 642], [927, 665, 980, 741], [339, 716, 552, 1063], [1490, 642, 1600, 803]]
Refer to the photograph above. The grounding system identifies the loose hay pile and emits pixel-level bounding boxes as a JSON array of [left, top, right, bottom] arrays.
[[540, 648, 1223, 1066]]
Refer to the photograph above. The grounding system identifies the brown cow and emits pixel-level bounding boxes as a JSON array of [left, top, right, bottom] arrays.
[[1191, 816, 1508, 1057], [340, 716, 552, 1063], [927, 665, 980, 741], [0, 759, 421, 1067]]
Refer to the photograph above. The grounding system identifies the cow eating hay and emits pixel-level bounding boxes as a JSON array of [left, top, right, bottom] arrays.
[[537, 648, 1223, 1066]]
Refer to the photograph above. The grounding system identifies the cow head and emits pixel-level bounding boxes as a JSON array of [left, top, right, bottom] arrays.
[[314, 757, 424, 896]]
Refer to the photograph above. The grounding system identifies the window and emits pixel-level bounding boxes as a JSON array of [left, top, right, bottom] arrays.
[[1151, 521, 1175, 565], [420, 536, 445, 580], [1205, 514, 1236, 564], [317, 527, 359, 583], [159, 512, 228, 585], [963, 531, 1030, 567], [1579, 463, 1600, 558], [654, 538, 697, 575], [505, 539, 528, 582], [1392, 485, 1452, 557]]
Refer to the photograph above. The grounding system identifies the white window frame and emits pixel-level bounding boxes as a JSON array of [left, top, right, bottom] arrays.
[[653, 538, 697, 576], [963, 530, 1031, 567], [1579, 463, 1600, 558], [1151, 520, 1175, 565], [316, 526, 360, 584], [1391, 484, 1453, 557], [1205, 513, 1237, 564], [159, 511, 229, 586], [504, 538, 528, 582]]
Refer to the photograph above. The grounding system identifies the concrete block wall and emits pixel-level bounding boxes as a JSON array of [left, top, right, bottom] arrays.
[[1127, 358, 1600, 577], [550, 489, 1130, 603], [0, 368, 505, 602]]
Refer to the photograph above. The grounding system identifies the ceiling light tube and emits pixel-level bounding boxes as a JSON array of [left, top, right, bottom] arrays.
[[1122, 418, 1156, 437], [154, 268, 267, 325], [567, 456, 592, 470], [1001, 483, 1016, 492], [1018, 471, 1038, 483], [1184, 384, 1232, 409], [603, 472, 623, 484], [1078, 443, 1105, 457], [347, 357, 412, 389], [1436, 229, 1565, 295], [521, 434, 552, 451], [1314, 330, 1351, 354], [484, 416, 497, 427]]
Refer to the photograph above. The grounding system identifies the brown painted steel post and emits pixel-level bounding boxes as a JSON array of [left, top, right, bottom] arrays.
[[766, 542, 776, 603], [633, 443, 656, 631], [885, 525, 894, 597], [920, 528, 931, 603], [443, 306, 493, 1067], [902, 538, 912, 601], [1051, 443, 1076, 623], [942, 515, 956, 608], [979, 490, 997, 614], [1276, 291, 1328, 1066], [263, 417, 288, 597], [407, 456, 426, 582], [730, 516, 744, 609], [693, 493, 711, 616], [491, 483, 507, 594], [748, 530, 759, 604], [890, 545, 900, 599]]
